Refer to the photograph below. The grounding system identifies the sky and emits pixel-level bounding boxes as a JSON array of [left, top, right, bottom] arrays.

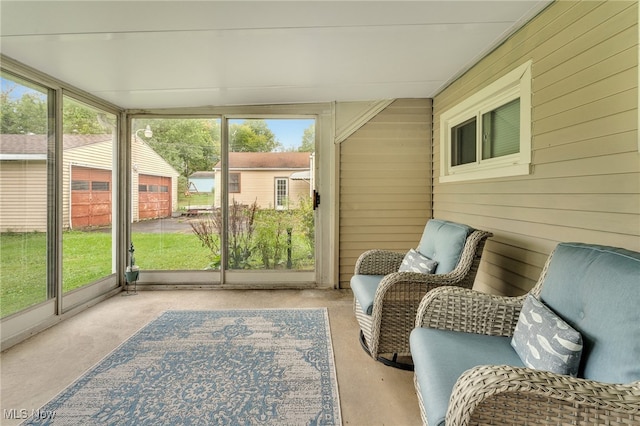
[[264, 119, 315, 151]]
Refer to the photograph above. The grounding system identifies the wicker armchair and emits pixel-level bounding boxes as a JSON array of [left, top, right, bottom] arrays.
[[412, 243, 640, 426], [351, 219, 492, 369]]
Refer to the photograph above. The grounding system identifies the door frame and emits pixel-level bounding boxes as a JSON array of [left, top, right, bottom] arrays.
[[126, 103, 336, 289]]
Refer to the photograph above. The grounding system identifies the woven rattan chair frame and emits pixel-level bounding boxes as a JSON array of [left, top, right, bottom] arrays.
[[353, 229, 492, 369], [413, 247, 640, 426]]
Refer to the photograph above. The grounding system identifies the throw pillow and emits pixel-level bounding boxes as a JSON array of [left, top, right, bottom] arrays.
[[511, 294, 583, 376], [398, 249, 438, 274]]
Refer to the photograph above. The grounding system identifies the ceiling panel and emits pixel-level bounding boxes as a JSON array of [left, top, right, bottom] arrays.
[[0, 1, 552, 109]]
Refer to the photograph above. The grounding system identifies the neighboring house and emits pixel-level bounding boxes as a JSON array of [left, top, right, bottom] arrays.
[[213, 152, 313, 209], [188, 171, 215, 193], [0, 134, 179, 231]]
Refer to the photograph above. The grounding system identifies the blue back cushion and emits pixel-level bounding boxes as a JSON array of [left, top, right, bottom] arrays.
[[540, 243, 640, 383], [417, 220, 474, 274]]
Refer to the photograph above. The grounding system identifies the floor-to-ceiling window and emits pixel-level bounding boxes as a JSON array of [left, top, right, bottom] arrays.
[[1, 61, 123, 348], [62, 96, 117, 298], [0, 71, 50, 318]]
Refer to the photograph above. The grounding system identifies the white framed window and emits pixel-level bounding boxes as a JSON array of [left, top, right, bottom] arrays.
[[440, 60, 532, 183]]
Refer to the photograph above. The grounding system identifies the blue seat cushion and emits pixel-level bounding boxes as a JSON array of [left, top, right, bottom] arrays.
[[417, 220, 474, 274], [539, 243, 640, 383], [410, 328, 524, 426], [350, 274, 385, 315]]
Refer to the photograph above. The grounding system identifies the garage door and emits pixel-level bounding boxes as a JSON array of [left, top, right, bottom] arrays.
[[139, 174, 171, 219], [71, 166, 112, 228]]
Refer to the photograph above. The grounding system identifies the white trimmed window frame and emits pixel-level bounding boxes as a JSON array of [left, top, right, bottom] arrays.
[[440, 60, 532, 183]]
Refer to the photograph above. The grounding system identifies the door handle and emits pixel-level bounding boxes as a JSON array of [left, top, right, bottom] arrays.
[[313, 190, 320, 210]]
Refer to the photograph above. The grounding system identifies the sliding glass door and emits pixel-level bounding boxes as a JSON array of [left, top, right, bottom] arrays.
[[130, 117, 221, 276], [223, 118, 315, 284], [130, 116, 316, 286]]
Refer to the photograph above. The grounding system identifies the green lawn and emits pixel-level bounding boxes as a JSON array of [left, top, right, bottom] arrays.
[[1, 231, 212, 318], [0, 232, 48, 318], [1, 210, 312, 318], [179, 192, 214, 209]]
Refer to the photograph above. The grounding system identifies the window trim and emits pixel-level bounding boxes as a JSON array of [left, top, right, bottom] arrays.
[[439, 60, 532, 183], [228, 172, 240, 193], [274, 177, 289, 210]]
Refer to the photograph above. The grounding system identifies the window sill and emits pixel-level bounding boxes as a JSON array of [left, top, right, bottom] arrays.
[[439, 162, 531, 183]]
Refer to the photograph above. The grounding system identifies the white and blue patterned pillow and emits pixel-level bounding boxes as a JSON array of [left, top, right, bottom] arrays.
[[398, 249, 438, 274], [511, 294, 583, 376]]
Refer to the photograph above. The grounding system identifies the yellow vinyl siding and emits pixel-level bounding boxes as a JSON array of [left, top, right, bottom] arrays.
[[0, 161, 47, 232], [339, 99, 432, 288], [222, 170, 310, 209], [433, 0, 639, 296]]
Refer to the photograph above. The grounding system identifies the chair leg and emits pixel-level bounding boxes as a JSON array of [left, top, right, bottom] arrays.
[[359, 330, 414, 371]]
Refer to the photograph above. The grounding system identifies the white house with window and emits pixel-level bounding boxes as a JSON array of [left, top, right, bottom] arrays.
[[212, 152, 313, 209]]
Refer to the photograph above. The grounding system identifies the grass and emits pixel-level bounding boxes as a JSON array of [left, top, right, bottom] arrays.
[[1, 231, 211, 318], [1, 210, 313, 317], [179, 192, 214, 209], [0, 232, 48, 318]]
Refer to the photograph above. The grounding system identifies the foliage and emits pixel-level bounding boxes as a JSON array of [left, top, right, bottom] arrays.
[[63, 98, 111, 134], [0, 89, 48, 134], [190, 200, 314, 271], [1, 81, 112, 135], [254, 209, 294, 269], [190, 209, 223, 269], [137, 118, 220, 178], [299, 123, 315, 152], [227, 200, 258, 268], [229, 119, 281, 152], [297, 194, 315, 252], [190, 200, 259, 269]]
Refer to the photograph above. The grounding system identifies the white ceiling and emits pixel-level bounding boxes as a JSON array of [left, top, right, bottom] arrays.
[[0, 1, 551, 109]]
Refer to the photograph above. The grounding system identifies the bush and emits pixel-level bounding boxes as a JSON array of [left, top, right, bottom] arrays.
[[190, 198, 314, 270]]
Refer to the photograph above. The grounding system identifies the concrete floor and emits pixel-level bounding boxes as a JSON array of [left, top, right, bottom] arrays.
[[0, 289, 422, 425]]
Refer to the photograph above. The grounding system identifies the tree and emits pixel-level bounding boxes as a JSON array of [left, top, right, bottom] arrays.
[[229, 119, 280, 152], [63, 98, 108, 134], [298, 123, 315, 152], [1, 90, 48, 134], [2, 85, 112, 135], [140, 119, 221, 178]]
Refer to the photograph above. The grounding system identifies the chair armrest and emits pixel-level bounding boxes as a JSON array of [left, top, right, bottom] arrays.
[[367, 271, 455, 358], [447, 365, 640, 426], [415, 286, 525, 337], [354, 249, 405, 275]]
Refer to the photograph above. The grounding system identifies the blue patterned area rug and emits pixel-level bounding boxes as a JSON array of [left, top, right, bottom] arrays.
[[24, 309, 341, 425]]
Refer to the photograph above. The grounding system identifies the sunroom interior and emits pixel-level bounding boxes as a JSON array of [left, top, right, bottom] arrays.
[[1, 1, 638, 424]]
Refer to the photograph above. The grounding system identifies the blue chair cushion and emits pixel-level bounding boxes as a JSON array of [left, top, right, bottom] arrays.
[[417, 220, 474, 274], [350, 274, 385, 315], [539, 243, 640, 383], [410, 328, 524, 426]]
